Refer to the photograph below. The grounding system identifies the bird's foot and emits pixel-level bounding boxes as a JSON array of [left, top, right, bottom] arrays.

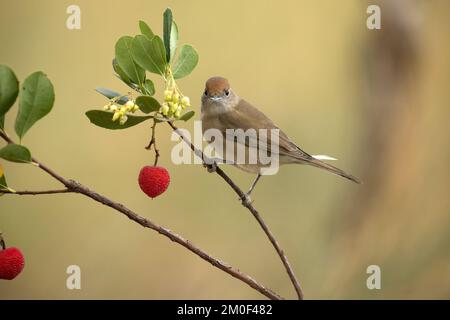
[[203, 159, 217, 173], [240, 193, 253, 206], [206, 162, 217, 173]]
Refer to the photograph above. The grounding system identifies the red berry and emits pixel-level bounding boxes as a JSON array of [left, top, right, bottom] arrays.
[[0, 247, 25, 280], [138, 166, 170, 198]]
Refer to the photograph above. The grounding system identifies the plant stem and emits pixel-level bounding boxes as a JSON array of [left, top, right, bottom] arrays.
[[145, 119, 160, 166], [2, 189, 72, 195]]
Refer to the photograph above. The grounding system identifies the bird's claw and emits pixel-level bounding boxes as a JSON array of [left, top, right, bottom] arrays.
[[240, 193, 253, 206], [204, 161, 217, 173]]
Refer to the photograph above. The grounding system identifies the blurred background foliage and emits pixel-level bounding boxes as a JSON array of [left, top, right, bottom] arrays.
[[1, 0, 449, 299]]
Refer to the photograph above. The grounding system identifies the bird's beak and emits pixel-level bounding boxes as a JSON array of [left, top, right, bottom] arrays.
[[210, 96, 223, 101]]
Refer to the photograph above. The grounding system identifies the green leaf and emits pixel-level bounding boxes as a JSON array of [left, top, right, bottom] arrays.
[[0, 65, 19, 119], [0, 163, 8, 190], [139, 20, 154, 39], [0, 115, 4, 130], [115, 36, 146, 86], [178, 110, 195, 122], [0, 144, 32, 163], [142, 79, 155, 96], [112, 60, 140, 91], [172, 45, 199, 79], [15, 71, 55, 139], [135, 96, 160, 114], [169, 21, 179, 63], [112, 58, 133, 85], [85, 110, 152, 130], [163, 8, 173, 62], [131, 35, 167, 76], [95, 87, 129, 105]]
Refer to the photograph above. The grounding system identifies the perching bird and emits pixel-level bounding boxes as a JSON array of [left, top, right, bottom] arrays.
[[201, 76, 360, 203]]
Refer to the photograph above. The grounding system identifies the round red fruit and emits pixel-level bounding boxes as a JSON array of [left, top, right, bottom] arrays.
[[0, 247, 25, 280], [138, 166, 170, 198]]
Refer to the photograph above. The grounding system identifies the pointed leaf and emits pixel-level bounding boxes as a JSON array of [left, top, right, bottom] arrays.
[[95, 87, 129, 105], [172, 45, 199, 79], [115, 36, 146, 86], [112, 58, 132, 84], [0, 144, 32, 163], [135, 96, 160, 114], [85, 110, 152, 130], [178, 110, 195, 122], [131, 35, 167, 76], [0, 65, 19, 118], [139, 20, 154, 39], [15, 71, 55, 139], [142, 79, 155, 96], [169, 21, 179, 63], [163, 8, 173, 62]]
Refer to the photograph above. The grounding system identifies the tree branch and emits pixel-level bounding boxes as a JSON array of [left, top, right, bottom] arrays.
[[0, 130, 282, 300], [2, 189, 73, 195], [167, 121, 304, 300]]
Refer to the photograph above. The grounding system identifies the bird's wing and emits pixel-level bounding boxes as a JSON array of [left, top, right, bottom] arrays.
[[218, 99, 312, 160]]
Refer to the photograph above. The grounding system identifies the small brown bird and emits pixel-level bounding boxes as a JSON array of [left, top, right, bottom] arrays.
[[201, 76, 360, 202]]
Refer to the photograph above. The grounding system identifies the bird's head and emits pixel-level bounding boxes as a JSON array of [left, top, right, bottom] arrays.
[[201, 77, 238, 114]]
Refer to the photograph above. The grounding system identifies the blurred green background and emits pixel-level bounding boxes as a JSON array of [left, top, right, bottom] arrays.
[[1, 0, 449, 299]]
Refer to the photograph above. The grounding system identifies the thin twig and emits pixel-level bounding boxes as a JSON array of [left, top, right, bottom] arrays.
[[0, 130, 282, 300], [2, 189, 73, 195], [167, 121, 304, 299], [145, 120, 160, 166]]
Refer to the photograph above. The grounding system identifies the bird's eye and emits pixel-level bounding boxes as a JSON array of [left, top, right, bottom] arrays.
[[204, 90, 208, 96], [224, 90, 230, 96]]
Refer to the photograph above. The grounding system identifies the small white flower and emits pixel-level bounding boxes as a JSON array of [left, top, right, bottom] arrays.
[[119, 115, 128, 125], [112, 112, 121, 122], [161, 103, 169, 115], [181, 96, 190, 107]]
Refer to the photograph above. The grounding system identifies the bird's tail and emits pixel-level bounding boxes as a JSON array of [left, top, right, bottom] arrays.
[[305, 156, 361, 184]]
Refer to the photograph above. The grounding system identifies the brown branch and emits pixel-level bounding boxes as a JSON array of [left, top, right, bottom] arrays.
[[167, 121, 304, 300], [2, 189, 73, 195], [0, 130, 282, 300], [145, 120, 160, 166]]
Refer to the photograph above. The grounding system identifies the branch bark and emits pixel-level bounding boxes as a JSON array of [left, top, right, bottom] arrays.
[[0, 130, 282, 300], [167, 121, 304, 299], [3, 189, 73, 195]]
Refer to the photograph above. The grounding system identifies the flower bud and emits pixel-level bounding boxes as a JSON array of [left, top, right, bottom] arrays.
[[110, 104, 118, 112], [103, 104, 110, 111], [119, 115, 128, 125], [169, 102, 177, 113], [161, 103, 169, 115], [125, 100, 135, 108], [164, 90, 172, 102], [119, 106, 127, 113], [172, 93, 180, 103], [112, 111, 121, 122], [181, 96, 190, 107]]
